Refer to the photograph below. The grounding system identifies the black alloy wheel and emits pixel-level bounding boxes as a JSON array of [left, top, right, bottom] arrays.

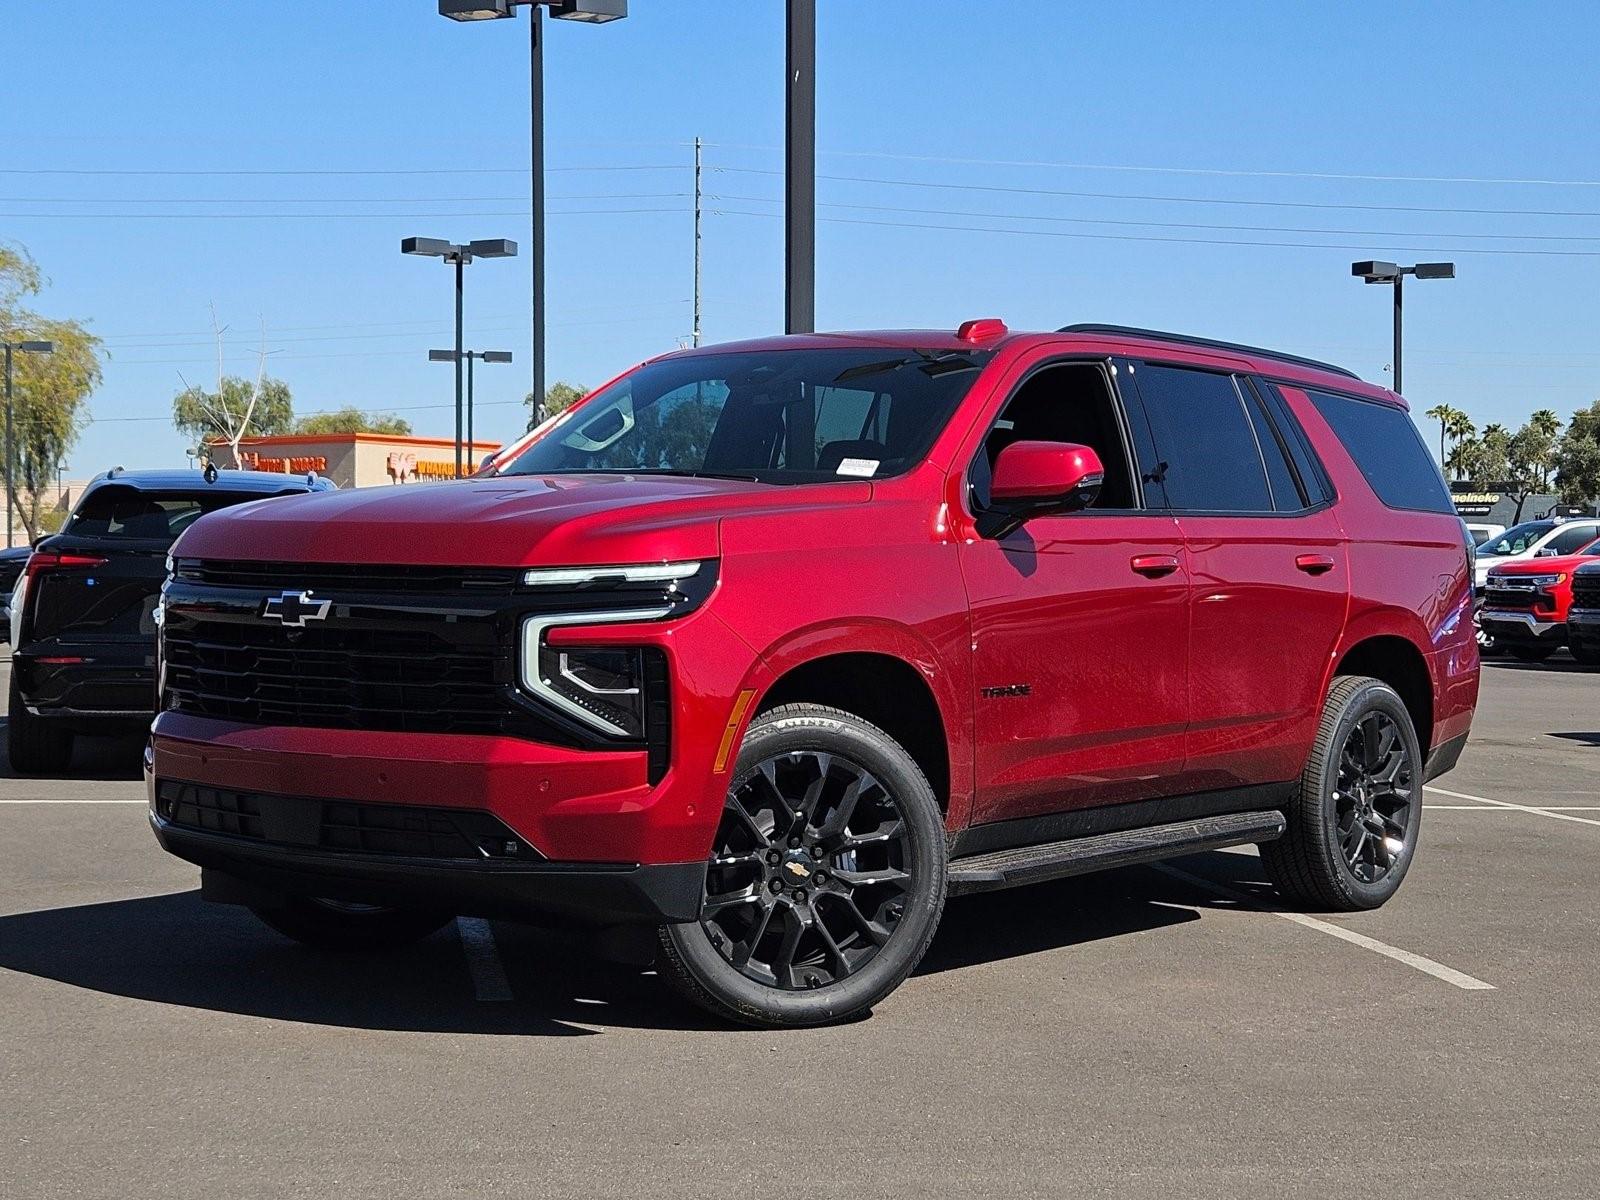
[[656, 703, 946, 1028], [1261, 675, 1423, 911], [1332, 711, 1415, 885], [701, 750, 911, 991]]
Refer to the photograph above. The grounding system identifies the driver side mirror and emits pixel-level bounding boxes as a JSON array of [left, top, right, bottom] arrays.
[[983, 440, 1105, 536]]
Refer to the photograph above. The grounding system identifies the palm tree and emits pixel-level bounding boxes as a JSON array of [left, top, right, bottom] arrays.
[[1424, 404, 1452, 467]]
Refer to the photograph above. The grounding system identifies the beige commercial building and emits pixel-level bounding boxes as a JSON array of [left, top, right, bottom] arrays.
[[209, 433, 502, 490]]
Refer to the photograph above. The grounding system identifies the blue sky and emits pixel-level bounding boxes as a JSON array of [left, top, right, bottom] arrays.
[[6, 1, 1600, 478]]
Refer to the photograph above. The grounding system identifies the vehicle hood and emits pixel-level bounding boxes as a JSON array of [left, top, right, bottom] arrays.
[[1488, 554, 1598, 577], [172, 473, 871, 567]]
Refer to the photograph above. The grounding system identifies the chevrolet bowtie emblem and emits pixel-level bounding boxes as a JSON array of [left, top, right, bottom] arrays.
[[262, 590, 332, 628], [784, 861, 811, 879]]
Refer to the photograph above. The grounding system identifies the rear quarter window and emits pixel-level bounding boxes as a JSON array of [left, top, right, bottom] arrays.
[[1307, 390, 1454, 515]]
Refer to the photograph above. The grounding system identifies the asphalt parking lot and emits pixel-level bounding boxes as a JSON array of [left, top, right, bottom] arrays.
[[1, 657, 1596, 1199]]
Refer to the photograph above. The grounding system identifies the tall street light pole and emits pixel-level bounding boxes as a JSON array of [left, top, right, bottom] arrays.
[[786, 0, 816, 334], [1351, 260, 1456, 396], [402, 237, 518, 477], [430, 348, 514, 471], [438, 1, 627, 420], [2, 339, 54, 549]]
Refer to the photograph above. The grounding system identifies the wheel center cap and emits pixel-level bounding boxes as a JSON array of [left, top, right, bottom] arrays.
[[780, 851, 814, 884]]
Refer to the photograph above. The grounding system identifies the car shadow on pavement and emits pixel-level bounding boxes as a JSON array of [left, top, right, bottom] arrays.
[[0, 861, 1222, 1034], [0, 719, 145, 781], [1548, 731, 1600, 747]]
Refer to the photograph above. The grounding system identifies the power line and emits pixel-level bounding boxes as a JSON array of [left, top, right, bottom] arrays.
[[711, 166, 1600, 221], [710, 207, 1600, 258], [0, 164, 682, 177], [0, 192, 689, 204], [701, 143, 1600, 189], [85, 397, 532, 426], [0, 206, 683, 220], [710, 192, 1600, 244]]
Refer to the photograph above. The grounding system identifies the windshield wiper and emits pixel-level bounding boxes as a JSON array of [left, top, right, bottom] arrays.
[[588, 468, 765, 483]]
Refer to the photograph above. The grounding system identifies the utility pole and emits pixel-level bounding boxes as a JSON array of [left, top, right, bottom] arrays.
[[785, 0, 816, 334], [529, 7, 547, 419], [693, 136, 703, 348]]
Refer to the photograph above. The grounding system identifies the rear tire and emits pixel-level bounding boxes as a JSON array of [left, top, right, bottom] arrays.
[[657, 703, 947, 1028], [1262, 676, 1422, 912], [7, 674, 74, 775], [250, 897, 454, 951], [1509, 643, 1557, 662]]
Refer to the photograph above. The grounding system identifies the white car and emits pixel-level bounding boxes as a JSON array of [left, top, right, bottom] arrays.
[[1474, 518, 1600, 590], [1465, 521, 1504, 546]]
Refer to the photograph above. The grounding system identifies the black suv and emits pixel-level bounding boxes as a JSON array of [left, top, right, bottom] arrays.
[[1568, 560, 1600, 666], [8, 468, 335, 772]]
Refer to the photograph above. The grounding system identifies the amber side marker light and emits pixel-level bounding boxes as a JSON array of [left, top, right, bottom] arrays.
[[713, 690, 758, 774]]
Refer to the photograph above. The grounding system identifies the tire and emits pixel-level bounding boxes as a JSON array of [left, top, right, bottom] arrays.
[[1509, 643, 1557, 663], [250, 896, 454, 951], [1262, 676, 1423, 912], [657, 703, 947, 1028], [1570, 641, 1600, 667], [7, 673, 74, 775]]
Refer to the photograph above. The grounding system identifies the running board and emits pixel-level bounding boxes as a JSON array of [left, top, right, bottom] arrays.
[[946, 809, 1286, 896]]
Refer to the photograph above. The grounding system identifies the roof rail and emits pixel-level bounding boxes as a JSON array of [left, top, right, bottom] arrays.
[[1056, 323, 1359, 381]]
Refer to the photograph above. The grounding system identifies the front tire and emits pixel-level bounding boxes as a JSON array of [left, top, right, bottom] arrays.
[[658, 703, 947, 1028], [250, 896, 454, 951], [1262, 676, 1422, 912], [8, 674, 74, 775]]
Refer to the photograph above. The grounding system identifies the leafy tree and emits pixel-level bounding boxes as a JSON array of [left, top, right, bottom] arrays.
[[1555, 400, 1600, 506], [173, 375, 294, 454], [295, 407, 412, 436], [0, 243, 103, 540], [1516, 408, 1562, 491], [523, 380, 586, 431]]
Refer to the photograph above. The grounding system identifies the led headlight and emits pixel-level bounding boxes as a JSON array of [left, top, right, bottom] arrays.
[[519, 606, 672, 737], [1524, 574, 1565, 588]]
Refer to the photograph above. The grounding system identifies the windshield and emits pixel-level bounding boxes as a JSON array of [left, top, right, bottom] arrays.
[[65, 487, 289, 546], [1479, 520, 1554, 556], [499, 347, 993, 484]]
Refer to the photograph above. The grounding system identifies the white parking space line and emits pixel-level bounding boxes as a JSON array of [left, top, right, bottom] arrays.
[[1151, 862, 1496, 992], [1427, 785, 1600, 829], [1425, 804, 1600, 811], [455, 916, 513, 1002], [0, 799, 147, 804]]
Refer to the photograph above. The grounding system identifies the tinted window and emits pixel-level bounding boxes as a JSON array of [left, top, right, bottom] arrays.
[[502, 348, 992, 484], [1240, 384, 1306, 510], [1131, 365, 1272, 512], [1257, 381, 1333, 504], [65, 487, 285, 544], [1547, 524, 1600, 555], [1308, 390, 1454, 514]]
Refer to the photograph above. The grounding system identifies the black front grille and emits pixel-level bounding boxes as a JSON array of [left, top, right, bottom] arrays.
[[156, 780, 539, 860], [1484, 584, 1539, 611], [162, 618, 516, 736], [1572, 573, 1600, 610], [173, 559, 521, 595]]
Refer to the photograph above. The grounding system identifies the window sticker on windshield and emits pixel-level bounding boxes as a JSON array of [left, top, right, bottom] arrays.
[[836, 458, 879, 478]]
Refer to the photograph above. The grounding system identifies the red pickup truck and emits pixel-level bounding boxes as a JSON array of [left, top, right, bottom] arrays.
[[1480, 539, 1600, 663], [149, 321, 1479, 1027]]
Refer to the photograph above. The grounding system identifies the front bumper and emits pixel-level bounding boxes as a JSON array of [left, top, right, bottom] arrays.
[[1477, 610, 1564, 645], [1568, 607, 1600, 648], [150, 808, 704, 926]]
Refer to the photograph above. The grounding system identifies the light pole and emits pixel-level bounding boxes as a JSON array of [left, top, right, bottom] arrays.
[[429, 348, 513, 471], [786, 0, 815, 334], [402, 237, 517, 478], [1351, 260, 1455, 396], [438, 0, 627, 419], [2, 339, 53, 549]]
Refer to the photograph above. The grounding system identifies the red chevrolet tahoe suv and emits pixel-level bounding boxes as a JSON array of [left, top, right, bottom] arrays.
[[149, 322, 1479, 1027], [1480, 538, 1600, 663]]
